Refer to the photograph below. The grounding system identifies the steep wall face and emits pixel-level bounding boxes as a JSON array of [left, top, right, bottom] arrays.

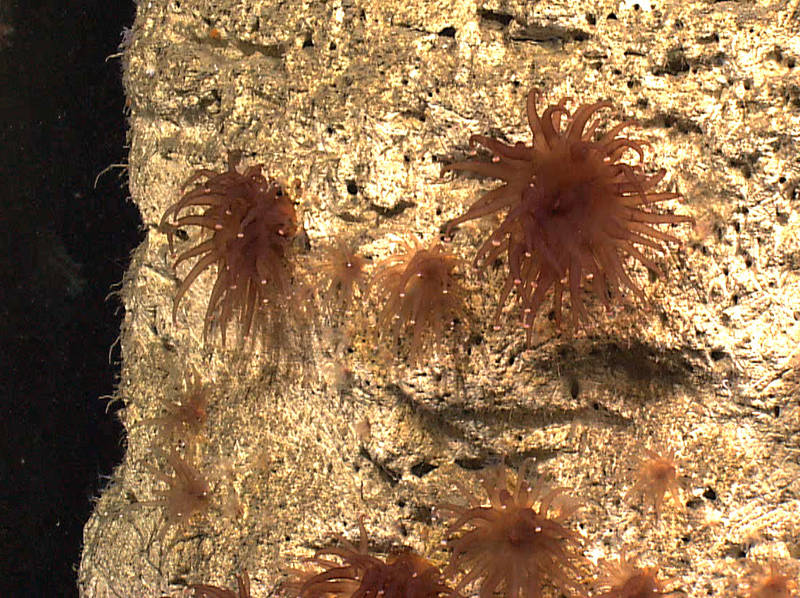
[[80, 1, 800, 596]]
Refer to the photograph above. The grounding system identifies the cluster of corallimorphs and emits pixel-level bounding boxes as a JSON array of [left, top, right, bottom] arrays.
[[159, 89, 692, 360], [138, 90, 799, 596]]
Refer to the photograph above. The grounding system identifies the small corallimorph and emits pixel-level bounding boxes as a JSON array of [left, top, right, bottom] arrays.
[[744, 562, 799, 598], [626, 448, 682, 519], [318, 240, 369, 317], [160, 153, 299, 345], [445, 89, 691, 340], [139, 449, 211, 538], [372, 238, 468, 362], [439, 464, 585, 598], [288, 518, 454, 598], [132, 369, 208, 451], [594, 553, 677, 597], [190, 571, 251, 598]]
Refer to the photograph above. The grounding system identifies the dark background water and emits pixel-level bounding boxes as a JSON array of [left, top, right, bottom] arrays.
[[0, 1, 141, 595]]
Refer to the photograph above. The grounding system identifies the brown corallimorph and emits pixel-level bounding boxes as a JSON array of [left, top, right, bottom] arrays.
[[318, 241, 368, 317], [160, 153, 299, 345], [626, 448, 683, 519], [743, 562, 799, 598], [190, 571, 251, 598], [445, 89, 691, 341], [439, 465, 585, 598], [131, 369, 208, 452], [288, 519, 454, 598], [372, 238, 468, 362], [594, 553, 677, 597], [139, 449, 211, 539]]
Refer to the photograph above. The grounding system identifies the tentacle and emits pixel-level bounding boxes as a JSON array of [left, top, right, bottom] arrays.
[[470, 135, 533, 161], [568, 101, 612, 140], [172, 253, 219, 322], [527, 88, 553, 149]]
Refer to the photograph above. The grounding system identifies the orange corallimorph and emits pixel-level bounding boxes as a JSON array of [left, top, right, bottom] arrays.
[[190, 571, 251, 598], [372, 238, 468, 362], [132, 369, 208, 452], [744, 562, 799, 598], [594, 553, 677, 597], [318, 240, 368, 316], [445, 89, 691, 341], [439, 464, 585, 598], [287, 518, 453, 598], [626, 448, 682, 519], [139, 449, 211, 539]]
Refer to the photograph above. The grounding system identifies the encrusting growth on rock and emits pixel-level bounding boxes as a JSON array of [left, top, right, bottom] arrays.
[[126, 85, 719, 598]]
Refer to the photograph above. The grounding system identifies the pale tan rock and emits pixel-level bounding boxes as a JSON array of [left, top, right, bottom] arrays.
[[80, 0, 800, 596]]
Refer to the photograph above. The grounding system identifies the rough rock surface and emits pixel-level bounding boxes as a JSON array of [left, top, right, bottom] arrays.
[[80, 0, 800, 596]]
